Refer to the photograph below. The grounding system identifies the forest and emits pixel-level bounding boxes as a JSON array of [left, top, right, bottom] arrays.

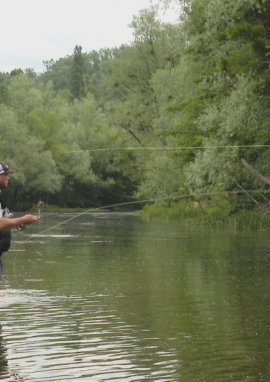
[[0, 0, 270, 221]]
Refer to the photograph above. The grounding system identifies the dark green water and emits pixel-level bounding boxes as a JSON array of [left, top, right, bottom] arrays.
[[0, 212, 269, 381]]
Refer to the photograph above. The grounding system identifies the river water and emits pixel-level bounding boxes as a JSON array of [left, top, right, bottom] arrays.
[[0, 212, 269, 381]]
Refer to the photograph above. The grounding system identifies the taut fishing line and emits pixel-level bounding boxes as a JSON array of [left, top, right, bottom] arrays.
[[67, 144, 270, 153], [12, 232, 23, 289], [6, 144, 270, 160]]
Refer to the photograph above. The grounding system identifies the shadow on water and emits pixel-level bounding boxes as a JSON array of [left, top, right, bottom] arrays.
[[0, 212, 269, 380]]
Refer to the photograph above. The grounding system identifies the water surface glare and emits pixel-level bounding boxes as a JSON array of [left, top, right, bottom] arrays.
[[0, 212, 269, 381]]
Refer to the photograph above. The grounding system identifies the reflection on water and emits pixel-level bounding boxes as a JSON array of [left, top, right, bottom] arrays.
[[0, 289, 177, 381], [0, 323, 8, 378], [0, 212, 269, 381]]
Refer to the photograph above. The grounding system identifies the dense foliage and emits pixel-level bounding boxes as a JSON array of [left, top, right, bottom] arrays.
[[1, 0, 270, 213]]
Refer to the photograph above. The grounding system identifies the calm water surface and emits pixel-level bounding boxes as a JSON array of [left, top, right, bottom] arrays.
[[0, 212, 269, 381]]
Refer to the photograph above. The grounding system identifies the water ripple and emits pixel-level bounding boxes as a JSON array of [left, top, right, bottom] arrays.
[[0, 290, 179, 381]]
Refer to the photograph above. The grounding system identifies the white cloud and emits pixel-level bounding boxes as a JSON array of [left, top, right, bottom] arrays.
[[1, 0, 178, 73]]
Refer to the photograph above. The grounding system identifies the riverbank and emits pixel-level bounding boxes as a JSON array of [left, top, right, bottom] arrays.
[[28, 204, 130, 214], [139, 203, 270, 231]]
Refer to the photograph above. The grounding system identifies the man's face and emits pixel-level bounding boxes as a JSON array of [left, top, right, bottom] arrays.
[[0, 174, 10, 188]]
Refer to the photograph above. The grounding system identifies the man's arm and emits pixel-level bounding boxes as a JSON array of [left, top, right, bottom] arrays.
[[0, 215, 38, 231]]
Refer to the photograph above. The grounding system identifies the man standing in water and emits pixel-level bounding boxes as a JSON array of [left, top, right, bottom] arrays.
[[0, 162, 38, 280], [37, 199, 44, 218]]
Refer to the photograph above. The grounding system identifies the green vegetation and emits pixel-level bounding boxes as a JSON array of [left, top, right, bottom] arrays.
[[140, 202, 270, 231], [1, 0, 270, 230], [70, 45, 85, 101]]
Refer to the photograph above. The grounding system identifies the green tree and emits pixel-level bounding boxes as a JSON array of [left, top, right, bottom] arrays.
[[0, 105, 61, 208], [10, 68, 24, 77], [41, 57, 73, 90], [0, 73, 8, 105], [70, 45, 85, 101], [8, 74, 43, 121], [55, 93, 140, 206], [24, 68, 38, 80], [136, 153, 183, 205], [170, 0, 270, 210], [24, 108, 64, 160], [103, 8, 183, 146]]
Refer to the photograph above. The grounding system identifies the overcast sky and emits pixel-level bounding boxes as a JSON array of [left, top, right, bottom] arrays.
[[1, 0, 178, 73]]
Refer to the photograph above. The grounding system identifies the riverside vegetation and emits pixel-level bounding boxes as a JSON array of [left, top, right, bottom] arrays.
[[140, 202, 270, 231], [1, 0, 270, 230]]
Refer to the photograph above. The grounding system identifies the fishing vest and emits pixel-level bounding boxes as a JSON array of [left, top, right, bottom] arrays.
[[0, 230, 11, 256], [0, 208, 13, 256]]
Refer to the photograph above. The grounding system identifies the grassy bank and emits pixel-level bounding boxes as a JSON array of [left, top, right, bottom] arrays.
[[139, 203, 270, 231]]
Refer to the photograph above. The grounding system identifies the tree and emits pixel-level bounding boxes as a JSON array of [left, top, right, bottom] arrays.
[[0, 105, 61, 208], [24, 68, 38, 80], [0, 73, 8, 105], [103, 8, 183, 146], [41, 56, 73, 90], [150, 0, 270, 211], [8, 74, 43, 122], [70, 45, 85, 101], [24, 108, 64, 160], [10, 68, 24, 77], [136, 153, 183, 205]]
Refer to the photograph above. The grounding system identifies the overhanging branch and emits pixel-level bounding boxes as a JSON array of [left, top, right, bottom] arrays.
[[241, 159, 270, 186]]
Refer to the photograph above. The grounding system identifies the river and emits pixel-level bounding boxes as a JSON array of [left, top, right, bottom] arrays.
[[0, 212, 269, 381]]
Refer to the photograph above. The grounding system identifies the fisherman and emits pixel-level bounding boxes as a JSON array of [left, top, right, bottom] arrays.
[[0, 162, 38, 280], [37, 199, 44, 218]]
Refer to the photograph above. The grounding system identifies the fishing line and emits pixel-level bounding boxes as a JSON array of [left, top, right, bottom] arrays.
[[12, 232, 22, 289], [67, 144, 270, 153], [6, 144, 270, 160]]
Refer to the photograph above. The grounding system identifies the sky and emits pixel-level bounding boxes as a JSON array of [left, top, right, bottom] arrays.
[[1, 0, 178, 73]]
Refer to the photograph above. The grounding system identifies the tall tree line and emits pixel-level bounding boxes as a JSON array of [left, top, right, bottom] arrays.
[[0, 0, 269, 213]]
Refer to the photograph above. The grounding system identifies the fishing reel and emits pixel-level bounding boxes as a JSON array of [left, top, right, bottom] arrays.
[[16, 224, 26, 231], [1, 207, 26, 231]]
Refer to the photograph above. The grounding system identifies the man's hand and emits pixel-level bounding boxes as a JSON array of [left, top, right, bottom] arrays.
[[0, 214, 38, 231], [21, 214, 39, 225]]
